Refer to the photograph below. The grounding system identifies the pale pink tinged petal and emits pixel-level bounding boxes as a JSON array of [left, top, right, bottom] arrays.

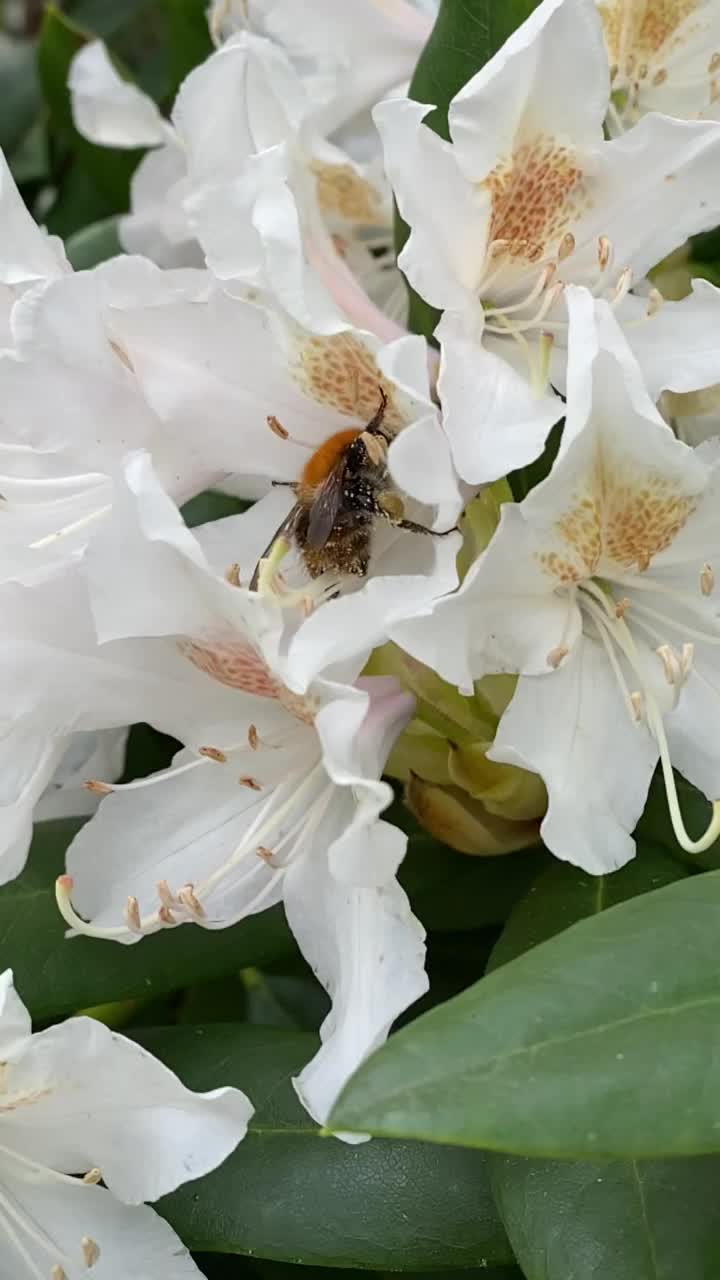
[[303, 227, 407, 342], [437, 310, 563, 484], [1, 1016, 252, 1201], [449, 0, 608, 177], [490, 640, 658, 873], [69, 41, 168, 148], [0, 1164, 204, 1280], [286, 856, 427, 1127]]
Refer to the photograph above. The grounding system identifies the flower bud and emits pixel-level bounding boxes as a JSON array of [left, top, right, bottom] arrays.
[[405, 774, 541, 856]]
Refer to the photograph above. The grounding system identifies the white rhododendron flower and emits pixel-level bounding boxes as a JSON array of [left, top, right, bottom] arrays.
[[393, 290, 720, 873], [0, 150, 69, 345], [69, 33, 407, 337], [598, 0, 720, 130], [54, 453, 427, 1125], [0, 968, 251, 1279], [376, 0, 720, 483]]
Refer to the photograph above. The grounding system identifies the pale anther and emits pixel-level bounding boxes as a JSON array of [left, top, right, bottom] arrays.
[[239, 775, 262, 790], [248, 724, 258, 750], [597, 236, 611, 271], [224, 563, 242, 587], [547, 645, 569, 668], [178, 884, 206, 918], [124, 896, 142, 931], [701, 563, 714, 595], [267, 414, 289, 440], [637, 63, 648, 80], [558, 232, 575, 260], [615, 597, 630, 619], [83, 1168, 102, 1185], [158, 904, 177, 926], [81, 1236, 100, 1268], [652, 67, 668, 86], [199, 745, 228, 763], [157, 880, 176, 909], [681, 643, 694, 678], [51, 1267, 67, 1280], [630, 691, 643, 721], [710, 52, 720, 73], [82, 779, 113, 795], [657, 644, 681, 685], [646, 288, 663, 317], [257, 846, 275, 864]]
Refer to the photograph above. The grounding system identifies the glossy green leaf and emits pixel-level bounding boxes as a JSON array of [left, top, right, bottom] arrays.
[[0, 34, 41, 156], [137, 1024, 513, 1269], [159, 0, 213, 97], [181, 490, 252, 528], [399, 0, 542, 337], [400, 835, 550, 932], [493, 1156, 720, 1280], [488, 850, 720, 1278], [3, 820, 294, 1020], [636, 767, 720, 871], [488, 847, 685, 971], [332, 869, 720, 1157], [38, 6, 141, 208], [65, 215, 123, 268]]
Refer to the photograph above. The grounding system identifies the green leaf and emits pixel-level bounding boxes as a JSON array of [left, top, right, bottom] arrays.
[[65, 215, 123, 268], [38, 6, 141, 208], [331, 868, 720, 1157], [3, 820, 295, 1020], [0, 34, 41, 156], [159, 0, 213, 97], [136, 1023, 513, 1269], [181, 490, 252, 528], [70, 0, 154, 39], [487, 846, 685, 971], [636, 767, 720, 871], [399, 834, 550, 931], [398, 0, 542, 337], [492, 1156, 720, 1280], [488, 850, 720, 1279]]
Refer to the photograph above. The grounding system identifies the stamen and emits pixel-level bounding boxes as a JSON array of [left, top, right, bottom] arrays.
[[558, 232, 575, 260], [157, 905, 177, 926], [82, 779, 113, 796], [256, 846, 276, 865], [156, 881, 176, 909], [652, 67, 668, 86], [547, 645, 569, 668], [52, 1268, 67, 1280], [82, 1169, 102, 1185], [29, 504, 112, 550], [198, 746, 228, 763], [239, 776, 262, 790], [248, 724, 258, 750], [615, 596, 630, 618], [610, 266, 633, 306], [81, 1237, 100, 1268], [649, 700, 720, 853], [701, 563, 714, 596], [630, 691, 643, 720], [535, 332, 554, 396], [597, 235, 611, 272], [266, 415, 313, 450], [710, 53, 720, 73], [177, 884, 206, 919], [124, 897, 142, 932], [225, 563, 242, 587], [646, 288, 663, 317], [255, 535, 291, 596], [656, 643, 682, 685]]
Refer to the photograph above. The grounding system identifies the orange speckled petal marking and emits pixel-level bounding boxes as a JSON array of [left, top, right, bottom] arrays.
[[311, 161, 387, 227], [484, 134, 590, 259], [294, 332, 404, 430], [180, 636, 283, 698], [600, 0, 701, 64]]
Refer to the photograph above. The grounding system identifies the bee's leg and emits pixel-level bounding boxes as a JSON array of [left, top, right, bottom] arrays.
[[271, 480, 298, 488], [391, 517, 459, 537]]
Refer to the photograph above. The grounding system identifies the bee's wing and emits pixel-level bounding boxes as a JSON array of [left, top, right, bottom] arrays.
[[305, 462, 346, 550], [249, 502, 303, 591]]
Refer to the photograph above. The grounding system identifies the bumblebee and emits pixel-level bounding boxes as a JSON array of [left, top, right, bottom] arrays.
[[250, 390, 450, 590]]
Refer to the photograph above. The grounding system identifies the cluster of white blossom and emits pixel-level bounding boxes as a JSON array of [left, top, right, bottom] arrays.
[[3, 0, 720, 1269]]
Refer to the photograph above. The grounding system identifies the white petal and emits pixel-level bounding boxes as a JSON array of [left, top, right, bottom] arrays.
[[374, 97, 490, 310], [0, 149, 68, 286], [316, 677, 412, 886], [449, 0, 607, 178], [437, 310, 563, 484], [0, 1155, 204, 1279], [0, 969, 31, 1061], [490, 640, 658, 872], [69, 41, 168, 148], [286, 855, 427, 1127], [35, 728, 129, 821], [1, 1015, 252, 1202], [618, 278, 720, 400]]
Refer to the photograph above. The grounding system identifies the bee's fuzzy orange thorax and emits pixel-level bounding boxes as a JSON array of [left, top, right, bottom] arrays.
[[299, 429, 360, 495]]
